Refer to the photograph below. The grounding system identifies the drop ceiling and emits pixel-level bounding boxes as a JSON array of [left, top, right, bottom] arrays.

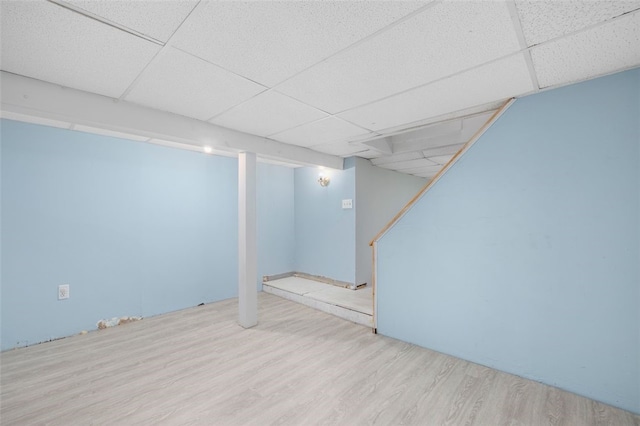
[[1, 0, 639, 178]]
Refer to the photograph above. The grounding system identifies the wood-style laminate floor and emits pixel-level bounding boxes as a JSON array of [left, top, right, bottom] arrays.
[[1, 293, 638, 425]]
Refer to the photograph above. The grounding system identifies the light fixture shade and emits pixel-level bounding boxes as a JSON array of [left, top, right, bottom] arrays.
[[318, 174, 330, 187]]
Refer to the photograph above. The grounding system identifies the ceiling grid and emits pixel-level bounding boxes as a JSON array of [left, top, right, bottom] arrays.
[[1, 0, 638, 177]]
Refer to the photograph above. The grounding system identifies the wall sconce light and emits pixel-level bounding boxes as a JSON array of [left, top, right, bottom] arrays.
[[318, 173, 330, 187]]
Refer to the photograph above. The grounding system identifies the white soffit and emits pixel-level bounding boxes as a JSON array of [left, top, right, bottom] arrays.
[[73, 124, 150, 142], [515, 0, 640, 46], [531, 11, 640, 89], [210, 90, 327, 138], [170, 1, 429, 87], [125, 48, 266, 121], [1, 72, 343, 169], [0, 1, 160, 98], [339, 54, 533, 131], [270, 117, 373, 148], [0, 111, 71, 130], [276, 1, 521, 114], [66, 0, 198, 43], [146, 137, 235, 157], [258, 157, 303, 168]]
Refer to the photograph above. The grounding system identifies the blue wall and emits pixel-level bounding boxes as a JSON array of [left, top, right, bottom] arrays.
[[376, 69, 640, 413], [258, 162, 295, 286], [294, 163, 355, 283], [1, 120, 294, 350]]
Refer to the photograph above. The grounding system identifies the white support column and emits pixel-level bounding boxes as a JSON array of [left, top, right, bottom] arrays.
[[238, 152, 257, 328]]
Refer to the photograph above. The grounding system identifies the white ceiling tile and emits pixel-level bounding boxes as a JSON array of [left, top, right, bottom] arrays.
[[378, 165, 442, 177], [425, 155, 454, 165], [276, 1, 521, 113], [516, 1, 640, 46], [125, 48, 266, 121], [531, 11, 640, 89], [387, 120, 462, 144], [422, 143, 466, 158], [394, 164, 443, 175], [339, 54, 534, 131], [270, 117, 373, 147], [375, 101, 504, 136], [377, 158, 439, 171], [171, 1, 429, 87], [412, 170, 439, 179], [210, 91, 327, 137], [66, 0, 198, 43], [357, 150, 386, 159], [371, 151, 424, 166], [393, 132, 464, 153], [311, 142, 369, 157], [73, 125, 149, 142], [0, 1, 161, 98]]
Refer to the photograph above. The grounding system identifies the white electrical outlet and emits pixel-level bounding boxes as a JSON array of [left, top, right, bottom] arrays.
[[342, 199, 353, 209], [58, 284, 70, 300]]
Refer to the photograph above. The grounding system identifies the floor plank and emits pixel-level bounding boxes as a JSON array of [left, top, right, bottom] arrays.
[[1, 293, 638, 425]]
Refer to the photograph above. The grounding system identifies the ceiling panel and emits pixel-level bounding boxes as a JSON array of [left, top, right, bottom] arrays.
[[377, 158, 439, 171], [374, 100, 505, 137], [339, 54, 533, 131], [210, 90, 327, 137], [426, 155, 455, 165], [383, 164, 443, 176], [311, 142, 370, 157], [276, 1, 521, 114], [389, 120, 462, 144], [125, 48, 266, 121], [412, 170, 440, 178], [0, 1, 160, 98], [270, 117, 373, 147], [531, 11, 640, 89], [357, 150, 386, 159], [422, 143, 466, 158], [516, 0, 640, 46], [170, 1, 429, 87], [66, 0, 198, 43], [371, 151, 424, 166]]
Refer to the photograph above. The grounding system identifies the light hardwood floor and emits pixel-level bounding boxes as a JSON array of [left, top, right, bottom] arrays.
[[1, 293, 638, 425]]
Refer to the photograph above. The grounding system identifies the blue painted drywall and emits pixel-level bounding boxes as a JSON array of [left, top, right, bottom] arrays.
[[294, 163, 355, 283], [377, 69, 640, 413], [354, 157, 426, 286], [0, 120, 294, 350], [257, 162, 295, 288]]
